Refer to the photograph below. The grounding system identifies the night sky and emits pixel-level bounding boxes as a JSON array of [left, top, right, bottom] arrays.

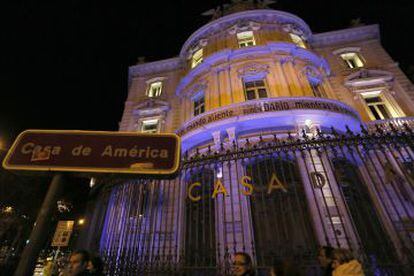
[[1, 0, 414, 146]]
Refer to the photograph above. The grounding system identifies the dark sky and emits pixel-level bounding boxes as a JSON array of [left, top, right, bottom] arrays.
[[1, 0, 414, 146]]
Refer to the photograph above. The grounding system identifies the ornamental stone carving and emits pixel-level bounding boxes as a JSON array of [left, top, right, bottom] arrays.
[[228, 21, 261, 34], [237, 62, 270, 78], [302, 65, 323, 83], [187, 81, 208, 98], [282, 23, 305, 37], [133, 99, 170, 117]]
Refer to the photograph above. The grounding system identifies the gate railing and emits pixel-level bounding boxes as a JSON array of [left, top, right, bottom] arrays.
[[97, 123, 414, 275]]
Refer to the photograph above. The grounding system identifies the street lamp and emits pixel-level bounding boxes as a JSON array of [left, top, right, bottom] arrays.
[[2, 206, 14, 214], [77, 218, 85, 226]]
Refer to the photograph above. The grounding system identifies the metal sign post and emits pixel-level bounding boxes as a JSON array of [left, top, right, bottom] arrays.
[[14, 173, 64, 276]]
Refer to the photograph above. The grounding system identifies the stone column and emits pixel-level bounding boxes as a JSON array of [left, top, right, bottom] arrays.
[[211, 68, 222, 109], [296, 150, 359, 249], [297, 68, 313, 97], [212, 130, 222, 151], [282, 59, 304, 96], [184, 96, 192, 122], [218, 66, 231, 106], [273, 61, 291, 97], [320, 76, 337, 99]]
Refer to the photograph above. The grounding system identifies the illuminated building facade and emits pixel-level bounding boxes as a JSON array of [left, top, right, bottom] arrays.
[[83, 2, 414, 274]]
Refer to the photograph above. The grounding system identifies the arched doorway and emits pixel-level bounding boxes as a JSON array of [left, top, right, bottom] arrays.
[[246, 156, 317, 267], [332, 158, 397, 269]]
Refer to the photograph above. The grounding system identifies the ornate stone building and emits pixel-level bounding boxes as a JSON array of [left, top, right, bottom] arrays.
[[83, 2, 414, 275]]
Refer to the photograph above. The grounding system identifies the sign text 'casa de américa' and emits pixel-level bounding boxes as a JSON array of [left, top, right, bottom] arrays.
[[2, 130, 180, 175]]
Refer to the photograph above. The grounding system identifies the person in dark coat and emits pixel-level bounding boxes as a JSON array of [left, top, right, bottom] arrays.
[[87, 254, 104, 276], [232, 252, 255, 276], [318, 246, 335, 276], [67, 250, 90, 276]]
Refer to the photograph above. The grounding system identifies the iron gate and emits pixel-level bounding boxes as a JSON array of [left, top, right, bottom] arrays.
[[96, 124, 414, 275]]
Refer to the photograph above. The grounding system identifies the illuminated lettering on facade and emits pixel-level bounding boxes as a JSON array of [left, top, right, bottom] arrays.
[[177, 98, 359, 136], [185, 171, 326, 202]]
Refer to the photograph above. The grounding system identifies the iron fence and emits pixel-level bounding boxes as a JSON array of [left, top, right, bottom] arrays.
[[96, 123, 414, 275]]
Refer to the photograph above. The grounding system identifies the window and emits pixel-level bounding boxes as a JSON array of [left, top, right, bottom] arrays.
[[147, 81, 162, 97], [193, 95, 205, 116], [237, 31, 256, 48], [362, 92, 390, 120], [141, 119, 159, 133], [289, 33, 306, 48], [191, 48, 203, 68], [243, 79, 267, 100], [340, 52, 364, 69]]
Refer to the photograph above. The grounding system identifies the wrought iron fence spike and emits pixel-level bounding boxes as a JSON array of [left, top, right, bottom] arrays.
[[345, 125, 355, 138], [316, 127, 322, 137], [389, 122, 397, 133], [360, 124, 368, 136], [403, 122, 413, 133], [232, 139, 237, 149], [375, 124, 384, 134]]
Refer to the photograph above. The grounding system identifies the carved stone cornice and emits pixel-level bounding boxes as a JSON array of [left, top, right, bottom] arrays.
[[129, 57, 183, 79], [311, 25, 380, 48]]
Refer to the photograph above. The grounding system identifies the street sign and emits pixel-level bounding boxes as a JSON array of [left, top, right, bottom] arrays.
[[3, 130, 180, 175], [51, 220, 74, 247]]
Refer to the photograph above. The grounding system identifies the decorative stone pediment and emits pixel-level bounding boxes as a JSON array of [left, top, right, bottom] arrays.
[[228, 21, 261, 34], [282, 23, 305, 37], [133, 99, 170, 117], [344, 69, 394, 88], [237, 62, 269, 78]]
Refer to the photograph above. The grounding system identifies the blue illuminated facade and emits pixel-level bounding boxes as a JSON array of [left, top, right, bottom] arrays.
[[83, 3, 414, 274]]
